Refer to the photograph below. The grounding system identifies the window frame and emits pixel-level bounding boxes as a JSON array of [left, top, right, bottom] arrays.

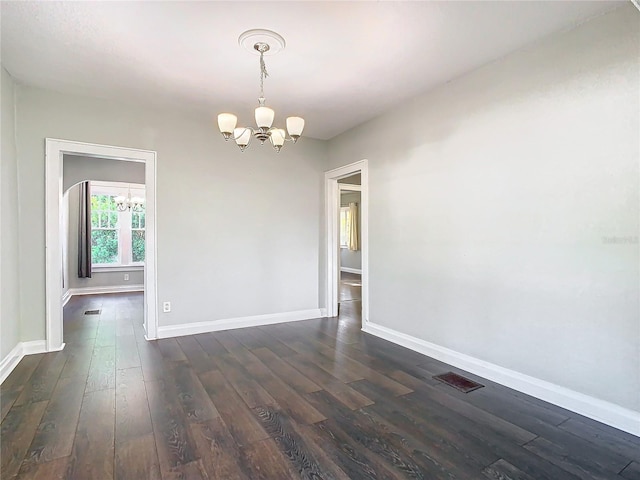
[[340, 206, 350, 249], [90, 181, 146, 269]]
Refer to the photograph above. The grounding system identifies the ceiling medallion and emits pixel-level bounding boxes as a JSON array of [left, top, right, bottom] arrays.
[[217, 29, 304, 153]]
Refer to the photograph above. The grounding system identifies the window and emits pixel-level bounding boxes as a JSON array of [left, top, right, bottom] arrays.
[[340, 206, 351, 248], [131, 204, 146, 264], [90, 182, 145, 267], [91, 193, 120, 264]]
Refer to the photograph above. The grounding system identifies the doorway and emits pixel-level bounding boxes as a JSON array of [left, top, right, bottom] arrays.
[[324, 160, 369, 328], [338, 180, 362, 321], [45, 139, 158, 351]]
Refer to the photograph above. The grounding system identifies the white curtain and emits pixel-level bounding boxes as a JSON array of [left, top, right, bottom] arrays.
[[348, 202, 359, 251]]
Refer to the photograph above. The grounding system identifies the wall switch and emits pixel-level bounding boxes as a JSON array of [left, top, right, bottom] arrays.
[[124, 273, 129, 281], [163, 301, 171, 313]]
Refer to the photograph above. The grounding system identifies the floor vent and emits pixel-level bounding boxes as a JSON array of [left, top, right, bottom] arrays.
[[84, 309, 101, 315], [433, 372, 484, 393]]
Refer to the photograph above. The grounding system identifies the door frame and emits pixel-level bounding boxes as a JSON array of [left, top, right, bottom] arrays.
[[324, 159, 369, 325], [45, 139, 158, 351]]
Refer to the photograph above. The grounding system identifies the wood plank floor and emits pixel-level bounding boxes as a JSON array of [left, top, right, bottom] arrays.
[[2, 289, 639, 479]]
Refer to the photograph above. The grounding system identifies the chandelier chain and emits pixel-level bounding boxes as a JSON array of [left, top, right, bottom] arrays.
[[259, 51, 269, 101]]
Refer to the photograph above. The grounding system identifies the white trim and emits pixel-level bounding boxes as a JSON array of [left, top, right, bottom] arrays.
[[340, 267, 362, 275], [362, 322, 640, 437], [325, 160, 369, 323], [339, 183, 362, 192], [92, 265, 144, 273], [45, 139, 159, 351], [320, 308, 328, 317], [157, 309, 324, 339], [91, 180, 145, 190], [66, 285, 144, 297], [22, 340, 49, 355], [0, 343, 23, 385], [0, 340, 49, 385], [62, 289, 72, 307]]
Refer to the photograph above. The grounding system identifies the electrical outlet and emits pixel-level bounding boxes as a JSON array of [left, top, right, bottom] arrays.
[[163, 301, 171, 313], [124, 273, 129, 281]]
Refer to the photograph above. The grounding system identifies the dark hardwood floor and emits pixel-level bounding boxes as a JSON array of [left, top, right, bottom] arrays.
[[340, 272, 362, 303], [2, 286, 639, 479]]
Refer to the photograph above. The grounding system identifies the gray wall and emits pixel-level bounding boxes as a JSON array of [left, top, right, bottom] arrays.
[[63, 155, 145, 192], [1, 68, 20, 360], [340, 191, 362, 271], [327, 6, 639, 412], [14, 83, 328, 336], [338, 173, 361, 185], [65, 183, 145, 291]]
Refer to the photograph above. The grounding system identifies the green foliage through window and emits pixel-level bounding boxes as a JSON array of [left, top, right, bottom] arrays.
[[91, 194, 119, 264], [92, 229, 119, 264], [132, 231, 145, 263], [131, 203, 146, 263]]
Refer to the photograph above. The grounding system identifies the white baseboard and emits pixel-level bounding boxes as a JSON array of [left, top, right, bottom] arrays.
[[22, 340, 48, 355], [362, 322, 640, 437], [340, 267, 362, 275], [320, 308, 328, 317], [0, 340, 49, 385], [62, 289, 72, 307], [0, 343, 23, 385], [66, 284, 144, 298], [157, 308, 324, 339]]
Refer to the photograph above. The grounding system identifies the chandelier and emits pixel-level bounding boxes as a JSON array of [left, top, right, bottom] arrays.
[[115, 187, 144, 212], [217, 30, 305, 153]]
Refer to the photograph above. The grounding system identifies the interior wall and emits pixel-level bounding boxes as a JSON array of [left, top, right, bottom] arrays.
[[15, 84, 329, 337], [0, 67, 20, 361], [340, 190, 362, 271], [65, 183, 144, 291], [327, 6, 640, 412], [63, 155, 145, 191]]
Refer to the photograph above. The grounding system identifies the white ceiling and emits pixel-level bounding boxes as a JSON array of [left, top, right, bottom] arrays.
[[1, 1, 623, 140]]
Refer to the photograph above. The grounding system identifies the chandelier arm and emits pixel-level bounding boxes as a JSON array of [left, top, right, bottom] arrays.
[[231, 127, 255, 141], [229, 126, 300, 141], [265, 127, 290, 140]]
